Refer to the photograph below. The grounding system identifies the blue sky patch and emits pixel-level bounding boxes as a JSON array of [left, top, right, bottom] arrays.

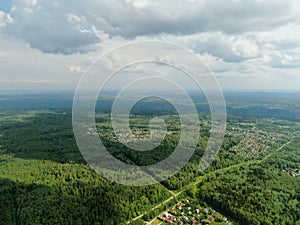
[[0, 0, 12, 13]]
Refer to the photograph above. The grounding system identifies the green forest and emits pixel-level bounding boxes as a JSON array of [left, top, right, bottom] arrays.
[[0, 93, 299, 225]]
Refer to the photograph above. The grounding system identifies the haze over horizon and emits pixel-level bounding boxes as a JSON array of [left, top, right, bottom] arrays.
[[0, 0, 300, 91]]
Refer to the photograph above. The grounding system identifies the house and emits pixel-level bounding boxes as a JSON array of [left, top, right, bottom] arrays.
[[183, 216, 189, 222], [176, 205, 182, 211], [176, 202, 185, 211], [208, 216, 214, 222], [165, 218, 171, 224], [212, 212, 219, 217], [168, 209, 175, 214], [170, 215, 176, 222], [190, 218, 196, 224], [177, 220, 183, 225]]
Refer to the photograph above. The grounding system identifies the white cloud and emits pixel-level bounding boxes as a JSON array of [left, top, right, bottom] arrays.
[[0, 0, 299, 90], [266, 52, 300, 68], [232, 38, 258, 59], [69, 65, 84, 73], [151, 32, 259, 62], [0, 35, 98, 90], [126, 0, 149, 9], [0, 11, 6, 27], [16, 78, 57, 84], [0, 10, 13, 28], [196, 53, 232, 73], [4, 1, 100, 54], [22, 0, 38, 7], [67, 13, 86, 25], [1, 0, 299, 54]]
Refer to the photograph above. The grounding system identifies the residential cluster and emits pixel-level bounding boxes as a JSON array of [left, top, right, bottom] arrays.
[[156, 199, 232, 225], [116, 129, 172, 144], [226, 122, 291, 159]]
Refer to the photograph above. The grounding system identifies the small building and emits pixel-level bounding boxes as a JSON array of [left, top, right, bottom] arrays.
[[208, 216, 214, 222], [176, 205, 182, 211], [177, 220, 183, 225], [183, 216, 189, 222], [164, 212, 170, 217], [158, 216, 163, 221], [168, 209, 175, 214], [212, 212, 219, 217], [165, 218, 171, 224], [170, 215, 176, 222]]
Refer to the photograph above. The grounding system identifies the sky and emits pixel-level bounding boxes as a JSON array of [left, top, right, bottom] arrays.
[[0, 0, 300, 91], [0, 0, 12, 13]]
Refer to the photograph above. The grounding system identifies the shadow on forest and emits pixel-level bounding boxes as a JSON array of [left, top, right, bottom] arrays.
[[0, 111, 84, 164], [0, 178, 130, 225]]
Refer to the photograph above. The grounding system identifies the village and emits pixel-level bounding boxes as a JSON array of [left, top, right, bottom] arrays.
[[88, 125, 174, 144], [151, 198, 233, 225], [225, 120, 295, 159]]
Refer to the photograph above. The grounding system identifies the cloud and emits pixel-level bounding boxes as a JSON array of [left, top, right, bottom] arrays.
[[255, 24, 300, 51], [16, 78, 57, 84], [192, 33, 259, 62], [0, 10, 13, 28], [152, 32, 259, 62], [266, 52, 300, 68], [251, 24, 300, 68], [79, 0, 297, 37], [4, 0, 100, 54], [0, 36, 98, 90], [0, 11, 6, 28], [196, 53, 232, 73], [0, 0, 300, 91], [69, 65, 84, 73], [1, 0, 298, 54]]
